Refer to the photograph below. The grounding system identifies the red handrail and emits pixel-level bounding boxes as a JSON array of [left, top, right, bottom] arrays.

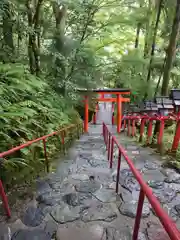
[[0, 123, 82, 218], [102, 122, 180, 240], [0, 124, 76, 158]]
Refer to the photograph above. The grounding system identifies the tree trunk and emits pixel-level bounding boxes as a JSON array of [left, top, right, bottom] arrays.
[[152, 0, 180, 147], [52, 2, 67, 95], [135, 23, 141, 48], [154, 57, 166, 97], [144, 0, 156, 58], [161, 0, 180, 96], [2, 1, 14, 62], [26, 0, 34, 73], [144, 0, 163, 99], [26, 0, 43, 75], [28, 37, 35, 74], [52, 2, 67, 52]]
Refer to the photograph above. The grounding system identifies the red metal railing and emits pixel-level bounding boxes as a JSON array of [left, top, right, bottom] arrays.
[[123, 114, 171, 146], [102, 122, 180, 240], [169, 113, 180, 153], [0, 123, 83, 218]]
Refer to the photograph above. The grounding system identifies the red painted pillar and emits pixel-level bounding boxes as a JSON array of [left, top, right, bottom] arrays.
[[171, 120, 180, 154], [117, 94, 121, 133], [132, 189, 145, 240], [84, 95, 88, 132], [112, 102, 115, 125], [110, 137, 114, 168], [0, 180, 11, 217]]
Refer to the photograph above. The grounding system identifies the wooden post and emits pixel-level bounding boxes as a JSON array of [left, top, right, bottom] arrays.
[[84, 95, 88, 132], [171, 120, 180, 154]]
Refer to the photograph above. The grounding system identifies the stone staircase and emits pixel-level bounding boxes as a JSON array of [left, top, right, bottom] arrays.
[[1, 124, 180, 239]]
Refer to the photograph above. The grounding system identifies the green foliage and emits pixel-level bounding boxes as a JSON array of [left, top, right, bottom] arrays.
[[0, 63, 81, 188], [0, 0, 180, 187]]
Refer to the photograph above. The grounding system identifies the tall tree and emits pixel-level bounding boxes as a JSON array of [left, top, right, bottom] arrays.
[[135, 23, 141, 48], [161, 0, 180, 95], [26, 0, 43, 76], [144, 0, 157, 58], [2, 1, 14, 62], [144, 0, 163, 99]]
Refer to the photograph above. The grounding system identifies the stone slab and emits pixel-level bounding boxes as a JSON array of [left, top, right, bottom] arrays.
[[22, 206, 50, 227], [81, 203, 117, 222], [146, 222, 170, 240], [119, 201, 150, 218], [92, 188, 117, 203], [75, 180, 101, 193], [142, 170, 165, 182], [50, 204, 81, 223], [0, 224, 10, 240], [56, 225, 104, 240], [71, 174, 89, 181], [11, 229, 51, 240]]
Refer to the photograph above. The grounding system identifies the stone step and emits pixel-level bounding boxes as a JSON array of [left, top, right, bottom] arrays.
[[56, 225, 147, 240]]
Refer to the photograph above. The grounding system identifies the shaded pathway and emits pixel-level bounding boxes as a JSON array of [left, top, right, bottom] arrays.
[[1, 102, 180, 239]]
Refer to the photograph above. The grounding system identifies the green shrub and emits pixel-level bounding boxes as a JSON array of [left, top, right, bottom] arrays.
[[0, 63, 81, 188]]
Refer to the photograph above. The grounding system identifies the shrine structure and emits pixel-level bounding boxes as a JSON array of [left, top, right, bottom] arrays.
[[77, 88, 131, 133]]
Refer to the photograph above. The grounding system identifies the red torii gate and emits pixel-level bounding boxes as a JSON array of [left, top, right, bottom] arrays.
[[77, 88, 131, 133]]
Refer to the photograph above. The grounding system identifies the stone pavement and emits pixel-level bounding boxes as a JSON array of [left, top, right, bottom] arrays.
[[1, 102, 180, 239]]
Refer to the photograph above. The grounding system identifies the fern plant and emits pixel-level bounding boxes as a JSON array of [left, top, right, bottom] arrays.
[[0, 63, 81, 188]]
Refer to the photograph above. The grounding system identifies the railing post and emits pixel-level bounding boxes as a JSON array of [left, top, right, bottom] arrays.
[[110, 137, 114, 168], [43, 139, 49, 173], [0, 180, 11, 218], [171, 120, 180, 154], [106, 127, 108, 148], [108, 132, 111, 161], [116, 149, 121, 193], [84, 95, 89, 132], [104, 125, 108, 148], [132, 188, 145, 240], [102, 123, 104, 140], [117, 94, 121, 133]]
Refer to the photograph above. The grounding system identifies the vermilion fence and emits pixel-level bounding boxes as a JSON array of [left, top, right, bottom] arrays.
[[102, 122, 180, 240], [0, 123, 83, 218]]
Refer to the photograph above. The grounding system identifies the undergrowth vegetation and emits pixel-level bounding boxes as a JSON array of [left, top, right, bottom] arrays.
[[0, 63, 81, 188], [1, 0, 180, 189]]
